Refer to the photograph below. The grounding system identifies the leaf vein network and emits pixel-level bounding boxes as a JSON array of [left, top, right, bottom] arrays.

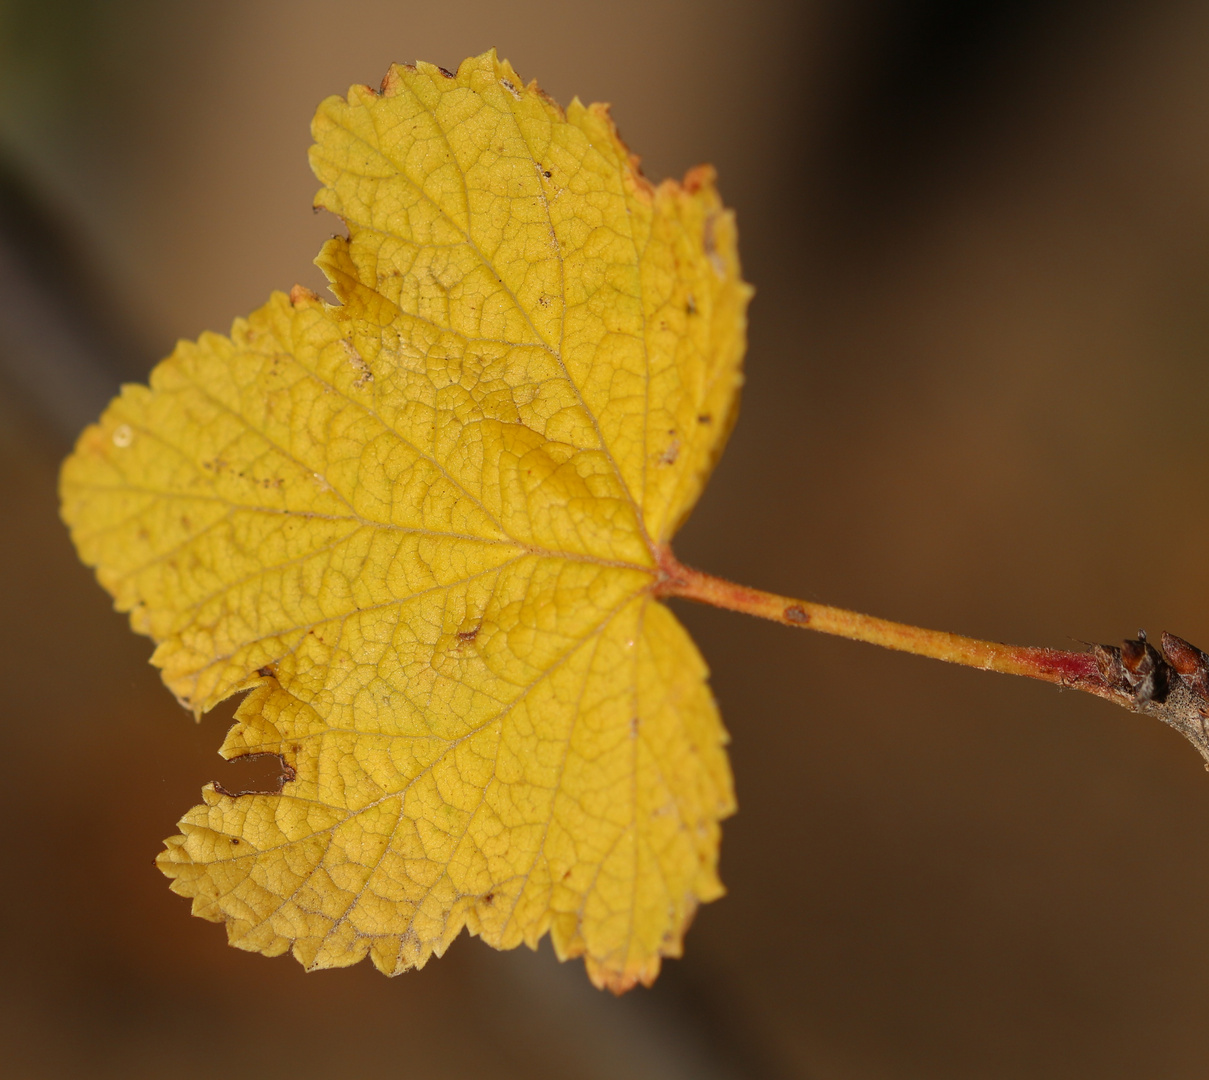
[[333, 85, 651, 548], [206, 590, 642, 943]]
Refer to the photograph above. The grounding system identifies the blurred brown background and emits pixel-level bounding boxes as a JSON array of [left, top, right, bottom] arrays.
[[4, 1, 1209, 1076]]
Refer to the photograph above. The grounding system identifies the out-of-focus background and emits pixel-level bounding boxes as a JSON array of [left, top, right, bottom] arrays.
[[4, 1, 1209, 1076]]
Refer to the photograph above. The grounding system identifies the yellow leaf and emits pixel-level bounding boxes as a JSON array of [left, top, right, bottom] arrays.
[[60, 50, 749, 991]]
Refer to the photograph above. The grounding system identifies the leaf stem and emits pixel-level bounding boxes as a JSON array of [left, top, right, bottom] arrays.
[[655, 552, 1104, 693], [655, 549, 1209, 766]]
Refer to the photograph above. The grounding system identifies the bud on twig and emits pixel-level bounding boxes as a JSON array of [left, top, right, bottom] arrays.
[[1160, 632, 1209, 703], [1088, 630, 1209, 767]]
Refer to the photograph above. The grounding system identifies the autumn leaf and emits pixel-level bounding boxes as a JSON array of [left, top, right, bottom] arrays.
[[59, 50, 751, 991]]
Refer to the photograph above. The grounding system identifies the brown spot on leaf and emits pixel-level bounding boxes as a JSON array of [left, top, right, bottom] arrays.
[[784, 605, 809, 624], [457, 626, 480, 643], [342, 340, 373, 388]]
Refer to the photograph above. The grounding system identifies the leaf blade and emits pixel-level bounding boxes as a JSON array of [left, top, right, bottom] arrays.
[[61, 49, 748, 989]]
